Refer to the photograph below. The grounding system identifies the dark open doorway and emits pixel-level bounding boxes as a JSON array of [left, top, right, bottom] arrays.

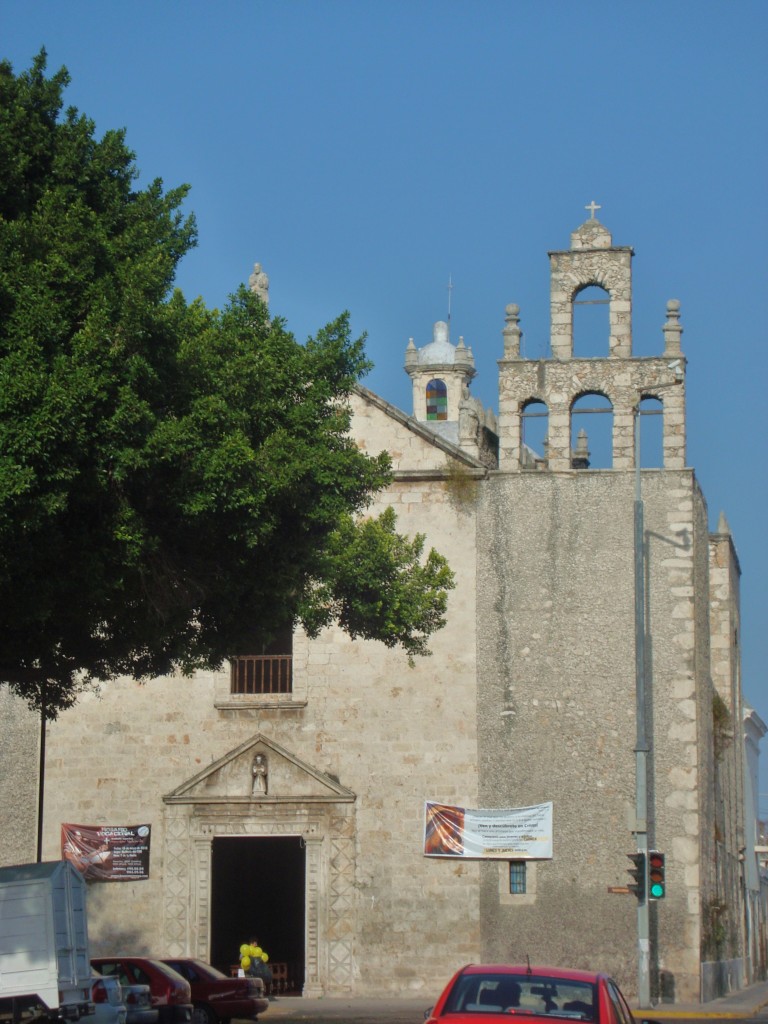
[[210, 836, 305, 992]]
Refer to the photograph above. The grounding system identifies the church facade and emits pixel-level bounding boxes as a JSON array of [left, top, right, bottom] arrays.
[[2, 215, 760, 1004]]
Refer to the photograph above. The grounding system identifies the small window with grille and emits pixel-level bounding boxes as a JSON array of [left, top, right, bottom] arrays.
[[509, 861, 527, 894]]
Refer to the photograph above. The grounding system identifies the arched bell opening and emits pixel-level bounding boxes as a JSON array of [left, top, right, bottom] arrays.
[[570, 392, 613, 469], [572, 284, 611, 358]]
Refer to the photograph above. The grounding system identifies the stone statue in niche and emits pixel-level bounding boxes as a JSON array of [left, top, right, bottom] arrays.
[[458, 384, 481, 441], [248, 263, 270, 304], [251, 753, 268, 796]]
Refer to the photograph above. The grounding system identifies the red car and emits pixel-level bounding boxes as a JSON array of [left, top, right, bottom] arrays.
[[161, 959, 268, 1024], [92, 958, 192, 1024], [425, 964, 664, 1024]]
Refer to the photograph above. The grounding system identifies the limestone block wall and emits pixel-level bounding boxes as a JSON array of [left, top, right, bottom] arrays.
[[40, 671, 221, 953], [37, 407, 481, 998], [703, 523, 746, 964], [475, 469, 706, 1002], [0, 687, 39, 866], [298, 466, 481, 992], [709, 524, 742, 711], [649, 473, 709, 995]]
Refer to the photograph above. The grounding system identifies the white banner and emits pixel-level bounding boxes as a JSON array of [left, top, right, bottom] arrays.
[[424, 801, 553, 859]]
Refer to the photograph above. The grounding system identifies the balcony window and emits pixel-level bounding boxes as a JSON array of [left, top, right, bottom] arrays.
[[230, 623, 293, 695]]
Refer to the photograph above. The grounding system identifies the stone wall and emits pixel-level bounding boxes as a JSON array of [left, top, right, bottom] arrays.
[[35, 394, 483, 997], [704, 520, 747, 975], [476, 469, 705, 1001], [0, 686, 39, 866]]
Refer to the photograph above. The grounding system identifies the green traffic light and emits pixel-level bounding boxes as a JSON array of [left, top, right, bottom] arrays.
[[648, 851, 666, 899]]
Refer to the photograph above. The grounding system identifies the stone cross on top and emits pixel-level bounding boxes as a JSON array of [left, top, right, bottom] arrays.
[[585, 200, 602, 220]]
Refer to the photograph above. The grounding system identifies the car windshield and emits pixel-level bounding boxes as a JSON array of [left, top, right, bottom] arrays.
[[443, 973, 596, 1019]]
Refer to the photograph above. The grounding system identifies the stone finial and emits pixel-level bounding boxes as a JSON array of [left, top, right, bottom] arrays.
[[716, 511, 731, 535], [249, 262, 270, 304], [455, 335, 476, 368], [405, 337, 417, 367], [571, 220, 613, 250], [663, 298, 684, 356], [503, 303, 522, 358], [433, 321, 449, 344], [571, 428, 590, 469]]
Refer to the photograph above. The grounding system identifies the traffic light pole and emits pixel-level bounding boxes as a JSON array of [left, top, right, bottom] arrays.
[[634, 406, 651, 1009]]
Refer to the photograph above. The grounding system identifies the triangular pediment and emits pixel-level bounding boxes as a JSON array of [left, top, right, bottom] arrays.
[[352, 385, 484, 470], [162, 733, 355, 805]]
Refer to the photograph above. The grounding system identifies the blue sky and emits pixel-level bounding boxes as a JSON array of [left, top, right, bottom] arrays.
[[3, 1, 767, 808]]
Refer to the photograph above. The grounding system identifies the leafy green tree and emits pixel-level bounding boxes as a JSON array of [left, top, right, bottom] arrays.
[[0, 52, 454, 716]]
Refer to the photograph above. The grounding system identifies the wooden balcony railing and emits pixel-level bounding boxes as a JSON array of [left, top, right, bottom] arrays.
[[230, 655, 293, 695]]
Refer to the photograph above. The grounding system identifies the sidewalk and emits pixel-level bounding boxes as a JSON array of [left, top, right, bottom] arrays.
[[638, 977, 768, 1018], [261, 978, 768, 1020]]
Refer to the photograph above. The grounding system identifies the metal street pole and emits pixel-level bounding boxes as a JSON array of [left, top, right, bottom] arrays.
[[37, 686, 46, 863], [634, 405, 651, 1008], [632, 374, 683, 1007]]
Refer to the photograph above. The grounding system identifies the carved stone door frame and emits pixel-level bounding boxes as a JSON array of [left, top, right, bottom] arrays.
[[162, 735, 356, 997]]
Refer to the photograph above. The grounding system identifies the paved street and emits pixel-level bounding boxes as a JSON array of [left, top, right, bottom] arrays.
[[253, 980, 768, 1023]]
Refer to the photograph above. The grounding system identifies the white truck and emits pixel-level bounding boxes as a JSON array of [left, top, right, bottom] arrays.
[[0, 860, 94, 1023]]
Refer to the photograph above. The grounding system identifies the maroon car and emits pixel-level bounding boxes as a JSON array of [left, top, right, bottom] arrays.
[[161, 959, 268, 1024], [92, 958, 192, 1024]]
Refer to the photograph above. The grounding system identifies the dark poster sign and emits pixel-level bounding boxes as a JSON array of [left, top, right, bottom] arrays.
[[61, 823, 151, 881]]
